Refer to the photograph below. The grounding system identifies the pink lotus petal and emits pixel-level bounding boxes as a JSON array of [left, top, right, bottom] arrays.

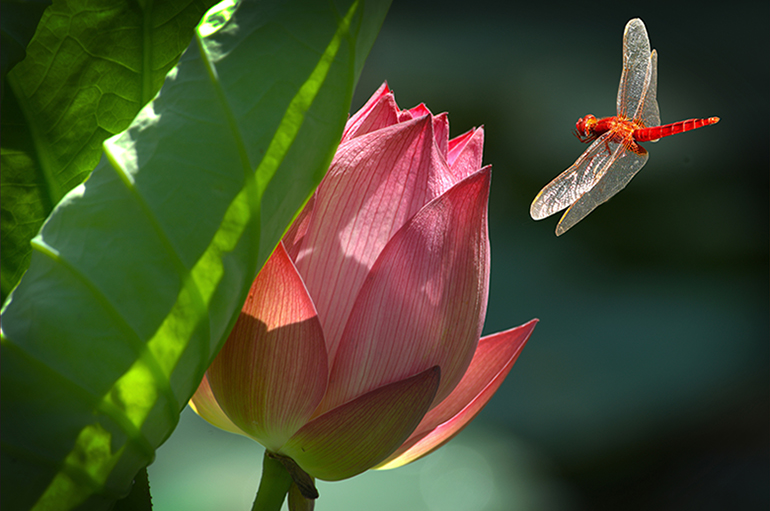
[[206, 244, 328, 451], [397, 109, 414, 122], [447, 127, 485, 180], [293, 116, 456, 363], [341, 82, 389, 140], [447, 128, 475, 165], [408, 103, 432, 118], [432, 112, 449, 161], [341, 82, 400, 142], [374, 319, 537, 470], [319, 167, 492, 414], [280, 367, 441, 481], [189, 374, 245, 436]]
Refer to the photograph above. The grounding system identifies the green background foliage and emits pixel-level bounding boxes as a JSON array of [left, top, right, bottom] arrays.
[[0, 0, 390, 509]]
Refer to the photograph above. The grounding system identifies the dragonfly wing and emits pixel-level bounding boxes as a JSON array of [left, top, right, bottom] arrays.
[[616, 19, 658, 124], [638, 49, 661, 136], [555, 144, 649, 235], [530, 132, 617, 220]]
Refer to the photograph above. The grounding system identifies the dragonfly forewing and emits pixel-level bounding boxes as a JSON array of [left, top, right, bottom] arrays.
[[530, 132, 618, 220], [616, 19, 654, 122], [555, 144, 649, 235]]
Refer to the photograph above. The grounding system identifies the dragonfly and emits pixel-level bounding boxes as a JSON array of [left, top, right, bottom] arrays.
[[530, 18, 720, 236]]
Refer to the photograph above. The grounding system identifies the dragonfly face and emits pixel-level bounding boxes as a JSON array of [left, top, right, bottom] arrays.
[[574, 114, 598, 142]]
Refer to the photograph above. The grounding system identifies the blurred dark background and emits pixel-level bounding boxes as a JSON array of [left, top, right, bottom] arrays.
[[149, 1, 769, 509]]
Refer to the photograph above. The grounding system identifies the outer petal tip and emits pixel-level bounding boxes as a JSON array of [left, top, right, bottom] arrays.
[[342, 82, 399, 141], [373, 319, 537, 470]]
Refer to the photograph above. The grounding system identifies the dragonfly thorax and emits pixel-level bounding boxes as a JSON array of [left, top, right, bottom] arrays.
[[575, 114, 644, 146]]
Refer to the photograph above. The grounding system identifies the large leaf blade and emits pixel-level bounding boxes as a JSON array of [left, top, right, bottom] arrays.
[[0, 1, 391, 509], [0, 0, 217, 305]]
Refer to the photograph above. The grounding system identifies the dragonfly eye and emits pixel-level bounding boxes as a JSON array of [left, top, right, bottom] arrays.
[[576, 114, 597, 134], [574, 115, 597, 142]]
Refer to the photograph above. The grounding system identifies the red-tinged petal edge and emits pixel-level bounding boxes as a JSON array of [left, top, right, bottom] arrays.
[[189, 374, 245, 436], [448, 127, 485, 181], [408, 103, 431, 118], [374, 319, 538, 470], [447, 128, 476, 164], [279, 366, 441, 481], [319, 167, 492, 415], [432, 112, 449, 160], [341, 82, 399, 142], [207, 244, 328, 451]]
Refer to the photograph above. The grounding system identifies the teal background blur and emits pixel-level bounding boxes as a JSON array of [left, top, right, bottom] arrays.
[[148, 1, 769, 509]]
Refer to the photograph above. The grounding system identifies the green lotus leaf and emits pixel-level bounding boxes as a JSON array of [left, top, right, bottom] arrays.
[[0, 0, 218, 305]]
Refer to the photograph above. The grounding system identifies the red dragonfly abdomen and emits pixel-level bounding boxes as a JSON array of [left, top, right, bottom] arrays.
[[634, 117, 720, 142]]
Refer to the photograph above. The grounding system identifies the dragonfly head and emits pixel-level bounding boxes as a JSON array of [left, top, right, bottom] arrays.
[[574, 114, 598, 142]]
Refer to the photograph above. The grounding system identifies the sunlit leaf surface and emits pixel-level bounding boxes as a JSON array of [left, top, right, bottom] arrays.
[[0, 0, 390, 509], [0, 0, 218, 305]]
